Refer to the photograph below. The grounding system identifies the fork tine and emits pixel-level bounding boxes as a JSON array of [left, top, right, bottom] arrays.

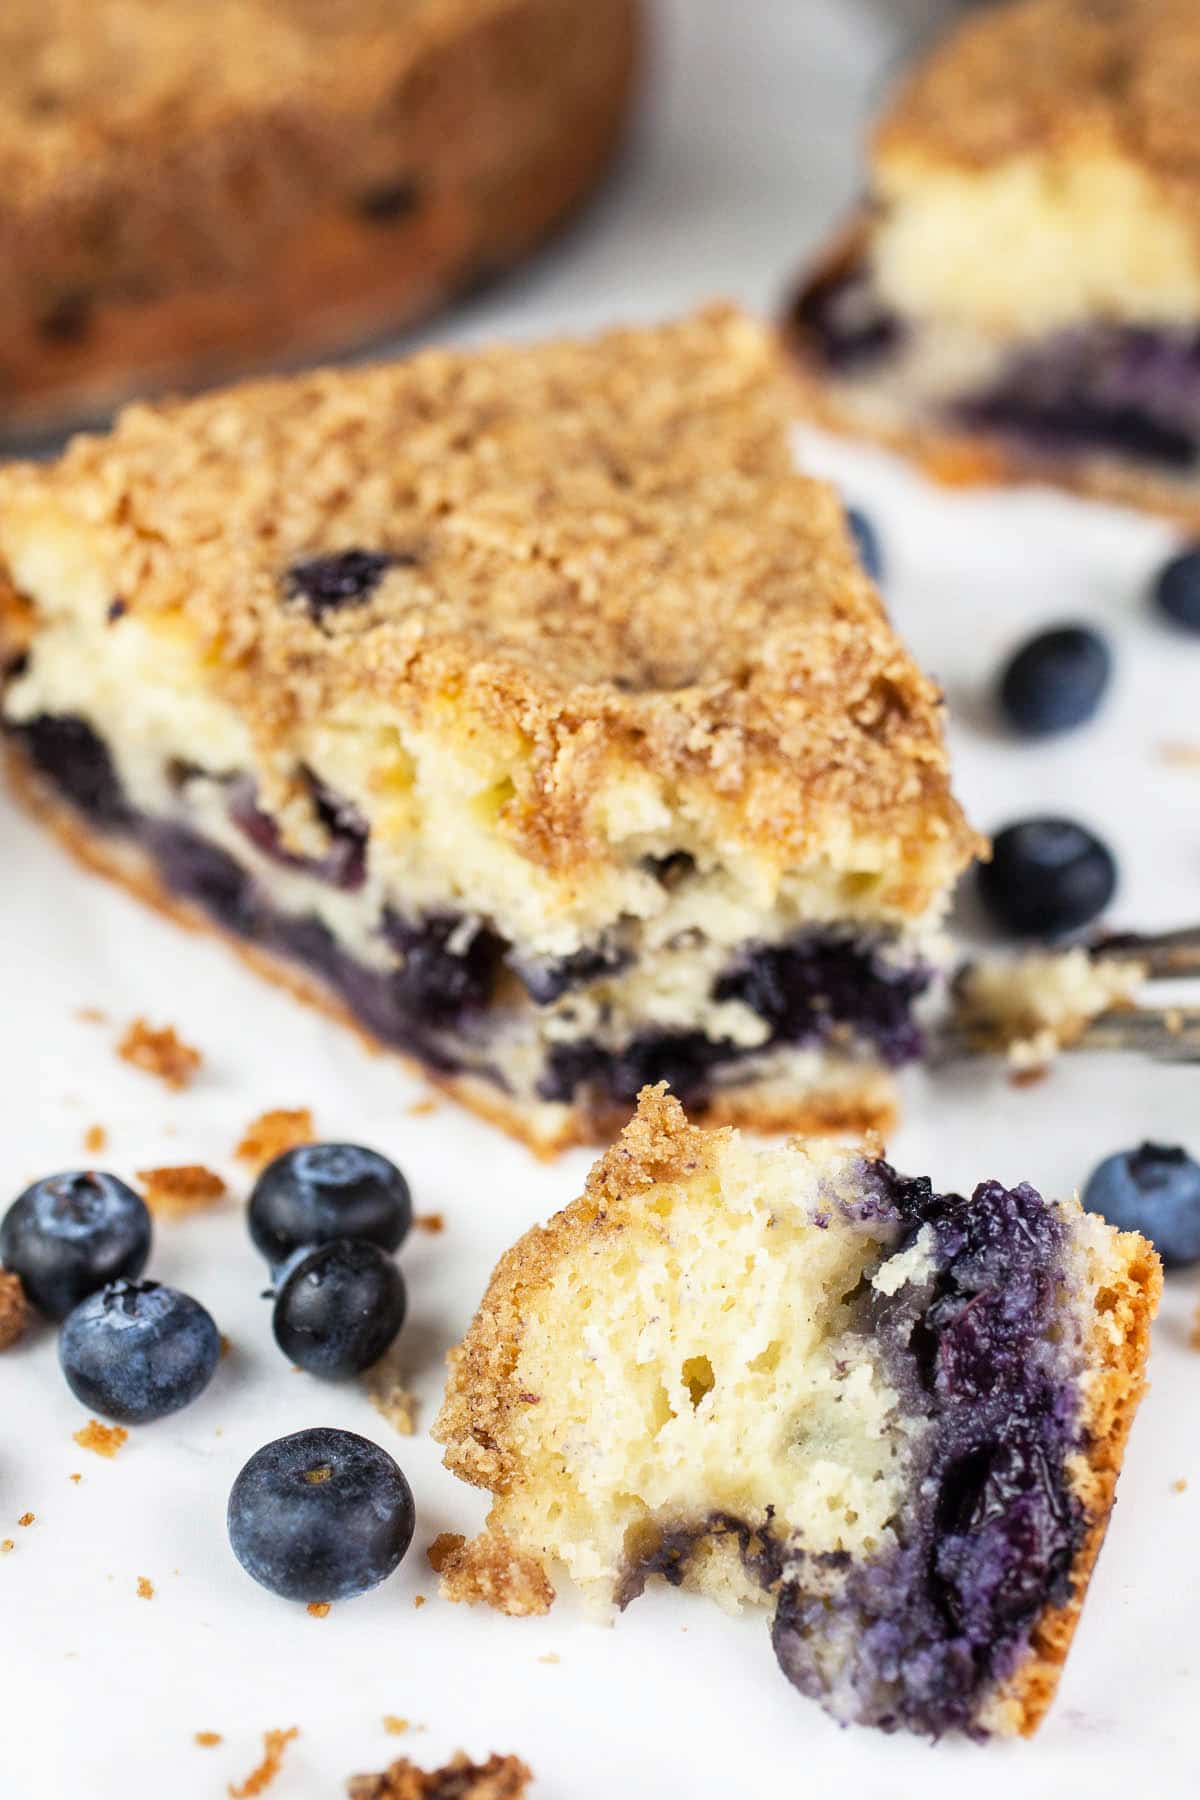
[[1090, 925, 1200, 979]]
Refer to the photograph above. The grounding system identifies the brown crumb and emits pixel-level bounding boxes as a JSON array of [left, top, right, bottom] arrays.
[[347, 1752, 532, 1800], [17, 1512, 34, 1528], [413, 1595, 426, 1609], [1191, 1304, 1200, 1352], [415, 1213, 445, 1235], [1, 1539, 13, 1553], [137, 1163, 227, 1218], [383, 1717, 409, 1736], [219, 1335, 232, 1360], [0, 1269, 28, 1350], [1173, 1478, 1188, 1493], [228, 1727, 299, 1799], [68, 1473, 82, 1484], [1009, 1065, 1050, 1089], [74, 1419, 128, 1458], [407, 1097, 440, 1118], [195, 1732, 223, 1748], [83, 1123, 108, 1154], [76, 1006, 108, 1025], [137, 1575, 154, 1599], [307, 1601, 331, 1618], [117, 1018, 202, 1090], [426, 1533, 554, 1618], [235, 1107, 314, 1167], [365, 1346, 418, 1436], [1159, 741, 1200, 769], [536, 1654, 559, 1665]]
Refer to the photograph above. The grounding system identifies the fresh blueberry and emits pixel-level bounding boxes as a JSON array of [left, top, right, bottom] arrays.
[[248, 1143, 412, 1266], [1152, 546, 1200, 632], [227, 1427, 414, 1602], [846, 507, 883, 581], [1, 1172, 151, 1320], [997, 624, 1112, 736], [977, 817, 1116, 937], [273, 1240, 406, 1379], [59, 1279, 220, 1422], [1083, 1143, 1200, 1267]]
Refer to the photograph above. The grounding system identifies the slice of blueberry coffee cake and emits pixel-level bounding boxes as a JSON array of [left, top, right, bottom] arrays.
[[0, 0, 639, 437], [0, 306, 979, 1155], [434, 1088, 1160, 1738], [786, 0, 1200, 528]]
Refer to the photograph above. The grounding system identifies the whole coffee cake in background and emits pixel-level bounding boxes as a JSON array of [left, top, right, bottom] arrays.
[[786, 0, 1200, 527], [434, 1087, 1161, 1739], [0, 0, 639, 438], [0, 305, 979, 1154]]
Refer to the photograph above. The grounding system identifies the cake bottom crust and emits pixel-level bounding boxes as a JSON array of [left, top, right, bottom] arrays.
[[784, 223, 1200, 533], [3, 747, 897, 1158]]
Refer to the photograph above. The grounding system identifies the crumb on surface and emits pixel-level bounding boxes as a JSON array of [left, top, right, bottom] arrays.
[[413, 1594, 426, 1609], [415, 1213, 445, 1235], [1009, 1065, 1051, 1089], [346, 1752, 533, 1800], [137, 1162, 227, 1217], [228, 1727, 299, 1799], [307, 1601, 331, 1618], [1, 1539, 13, 1553], [0, 1269, 28, 1350], [407, 1098, 440, 1118], [117, 1018, 202, 1090], [536, 1653, 560, 1665], [83, 1123, 108, 1153], [235, 1107, 314, 1167], [1159, 741, 1200, 768], [76, 1006, 107, 1024], [219, 1335, 232, 1359], [427, 1533, 554, 1618], [1173, 1478, 1188, 1493], [1191, 1304, 1200, 1353], [74, 1419, 128, 1458], [17, 1512, 34, 1528], [137, 1575, 154, 1598], [68, 1473, 81, 1484], [195, 1732, 223, 1748], [383, 1717, 409, 1736], [365, 1347, 419, 1436]]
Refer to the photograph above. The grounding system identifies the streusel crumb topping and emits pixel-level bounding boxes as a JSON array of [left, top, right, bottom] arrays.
[[0, 306, 977, 900], [878, 0, 1200, 198], [346, 1753, 533, 1800]]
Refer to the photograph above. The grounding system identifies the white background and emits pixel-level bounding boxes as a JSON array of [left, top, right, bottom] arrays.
[[3, 4, 1199, 1795]]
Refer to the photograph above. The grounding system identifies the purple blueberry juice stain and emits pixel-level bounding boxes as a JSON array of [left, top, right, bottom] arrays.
[[10, 713, 931, 1112]]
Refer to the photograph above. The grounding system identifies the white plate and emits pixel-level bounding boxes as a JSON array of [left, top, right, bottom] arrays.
[[3, 4, 1198, 1795]]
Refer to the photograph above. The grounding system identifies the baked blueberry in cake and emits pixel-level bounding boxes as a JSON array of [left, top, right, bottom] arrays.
[[0, 0, 638, 437], [434, 1087, 1160, 1738], [785, 0, 1200, 528], [0, 307, 979, 1154]]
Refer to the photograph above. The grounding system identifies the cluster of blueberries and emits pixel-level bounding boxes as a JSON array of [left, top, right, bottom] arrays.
[[851, 513, 1200, 938], [0, 1144, 420, 1604]]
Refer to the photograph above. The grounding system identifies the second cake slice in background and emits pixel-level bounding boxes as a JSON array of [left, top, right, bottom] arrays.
[[786, 0, 1200, 527]]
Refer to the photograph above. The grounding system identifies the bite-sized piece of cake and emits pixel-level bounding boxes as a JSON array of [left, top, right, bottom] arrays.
[[434, 1087, 1160, 1739], [0, 0, 638, 438], [0, 307, 979, 1154], [785, 0, 1200, 527]]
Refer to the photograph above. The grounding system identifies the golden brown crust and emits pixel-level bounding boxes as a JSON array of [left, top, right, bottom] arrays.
[[783, 231, 1200, 532], [0, 305, 979, 910], [0, 1269, 28, 1350], [0, 0, 639, 433], [2, 743, 900, 1156], [876, 0, 1200, 210], [987, 1226, 1162, 1736], [346, 1752, 533, 1800]]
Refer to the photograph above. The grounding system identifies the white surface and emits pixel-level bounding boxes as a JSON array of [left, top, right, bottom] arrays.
[[3, 3, 1199, 1796]]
